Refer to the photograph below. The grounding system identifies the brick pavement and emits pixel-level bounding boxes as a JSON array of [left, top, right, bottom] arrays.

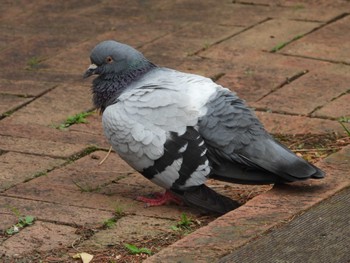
[[1, 0, 350, 262]]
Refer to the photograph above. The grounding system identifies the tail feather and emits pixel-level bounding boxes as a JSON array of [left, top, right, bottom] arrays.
[[172, 185, 240, 215], [209, 137, 325, 184]]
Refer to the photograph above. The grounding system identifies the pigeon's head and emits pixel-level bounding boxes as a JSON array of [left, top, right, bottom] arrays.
[[84, 40, 150, 79]]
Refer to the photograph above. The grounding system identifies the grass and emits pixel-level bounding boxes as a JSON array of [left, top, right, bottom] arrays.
[[56, 111, 93, 130], [102, 206, 125, 228], [270, 34, 304, 53], [26, 56, 42, 70], [124, 243, 152, 255], [171, 213, 193, 231], [73, 180, 101, 193], [339, 116, 350, 137], [5, 207, 35, 235]]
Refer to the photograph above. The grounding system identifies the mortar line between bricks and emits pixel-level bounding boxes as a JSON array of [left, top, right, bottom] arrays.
[[0, 193, 117, 213], [195, 17, 272, 57], [308, 88, 350, 116], [0, 85, 58, 121], [231, 1, 270, 7], [253, 108, 345, 122], [0, 193, 179, 223], [270, 13, 349, 53], [275, 52, 350, 66], [0, 146, 68, 160], [255, 70, 309, 102]]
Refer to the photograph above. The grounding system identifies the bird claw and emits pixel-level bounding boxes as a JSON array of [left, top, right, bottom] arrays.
[[136, 190, 183, 207]]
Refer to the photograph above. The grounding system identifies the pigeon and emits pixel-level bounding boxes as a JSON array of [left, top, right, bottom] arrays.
[[84, 40, 325, 215]]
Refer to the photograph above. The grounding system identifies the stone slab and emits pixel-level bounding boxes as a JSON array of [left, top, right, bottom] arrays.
[[0, 221, 79, 257], [252, 71, 350, 115], [8, 84, 92, 127], [3, 151, 200, 219], [0, 79, 56, 97], [312, 93, 350, 119], [0, 94, 32, 117], [202, 18, 320, 55], [0, 152, 64, 191], [0, 135, 86, 158], [82, 215, 175, 249], [0, 116, 108, 149], [219, 187, 350, 263], [255, 111, 345, 135], [0, 196, 113, 227], [282, 15, 350, 64]]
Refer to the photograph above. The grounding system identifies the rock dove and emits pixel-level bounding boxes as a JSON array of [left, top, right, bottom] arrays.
[[84, 40, 325, 214]]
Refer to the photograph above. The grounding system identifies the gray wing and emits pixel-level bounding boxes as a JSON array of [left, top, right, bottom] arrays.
[[199, 88, 325, 184]]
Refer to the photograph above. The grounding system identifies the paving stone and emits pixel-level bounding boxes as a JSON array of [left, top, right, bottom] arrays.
[[3, 151, 200, 219], [219, 187, 350, 263], [0, 214, 18, 232], [140, 23, 243, 65], [0, 221, 79, 257], [255, 111, 345, 135], [0, 152, 64, 191], [217, 64, 300, 103], [202, 18, 320, 56], [232, 1, 348, 22], [8, 84, 92, 127], [0, 196, 114, 227], [312, 93, 350, 119], [0, 135, 86, 158], [0, 79, 56, 97], [0, 94, 32, 117], [146, 145, 350, 262], [253, 70, 350, 115], [81, 215, 175, 249], [0, 115, 108, 149], [282, 15, 350, 64]]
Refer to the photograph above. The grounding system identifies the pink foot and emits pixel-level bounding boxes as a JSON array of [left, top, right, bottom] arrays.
[[136, 190, 183, 207]]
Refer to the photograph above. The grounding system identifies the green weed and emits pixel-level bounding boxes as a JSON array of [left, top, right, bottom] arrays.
[[270, 34, 303, 52], [124, 243, 152, 255], [171, 213, 193, 231], [339, 116, 350, 137], [26, 56, 42, 70], [6, 207, 35, 235], [56, 111, 93, 129]]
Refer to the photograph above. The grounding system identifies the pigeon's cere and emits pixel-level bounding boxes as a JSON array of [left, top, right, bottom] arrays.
[[84, 40, 325, 215]]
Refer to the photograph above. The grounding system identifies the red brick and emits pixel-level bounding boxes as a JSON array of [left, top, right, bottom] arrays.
[[0, 135, 86, 158], [282, 15, 350, 64], [82, 215, 175, 249], [0, 79, 55, 97], [0, 221, 79, 257], [0, 152, 64, 191], [0, 196, 113, 227], [8, 84, 92, 127], [255, 111, 344, 134], [203, 19, 320, 56], [252, 71, 350, 115], [312, 93, 350, 119], [0, 94, 31, 116]]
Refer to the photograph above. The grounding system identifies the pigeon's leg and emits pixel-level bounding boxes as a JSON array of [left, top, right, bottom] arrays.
[[136, 190, 183, 207]]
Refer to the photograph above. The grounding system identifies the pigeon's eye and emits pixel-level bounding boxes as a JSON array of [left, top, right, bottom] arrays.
[[106, 56, 113, 63]]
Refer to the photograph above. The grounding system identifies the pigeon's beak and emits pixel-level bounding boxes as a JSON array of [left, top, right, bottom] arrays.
[[83, 64, 98, 79]]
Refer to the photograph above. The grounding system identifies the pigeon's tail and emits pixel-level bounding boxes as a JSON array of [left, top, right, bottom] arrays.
[[209, 138, 325, 185], [172, 185, 240, 215]]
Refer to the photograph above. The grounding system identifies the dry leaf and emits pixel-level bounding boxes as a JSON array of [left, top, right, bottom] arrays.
[[72, 252, 94, 263]]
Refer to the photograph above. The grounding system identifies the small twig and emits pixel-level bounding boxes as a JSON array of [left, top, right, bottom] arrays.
[[99, 146, 113, 165]]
